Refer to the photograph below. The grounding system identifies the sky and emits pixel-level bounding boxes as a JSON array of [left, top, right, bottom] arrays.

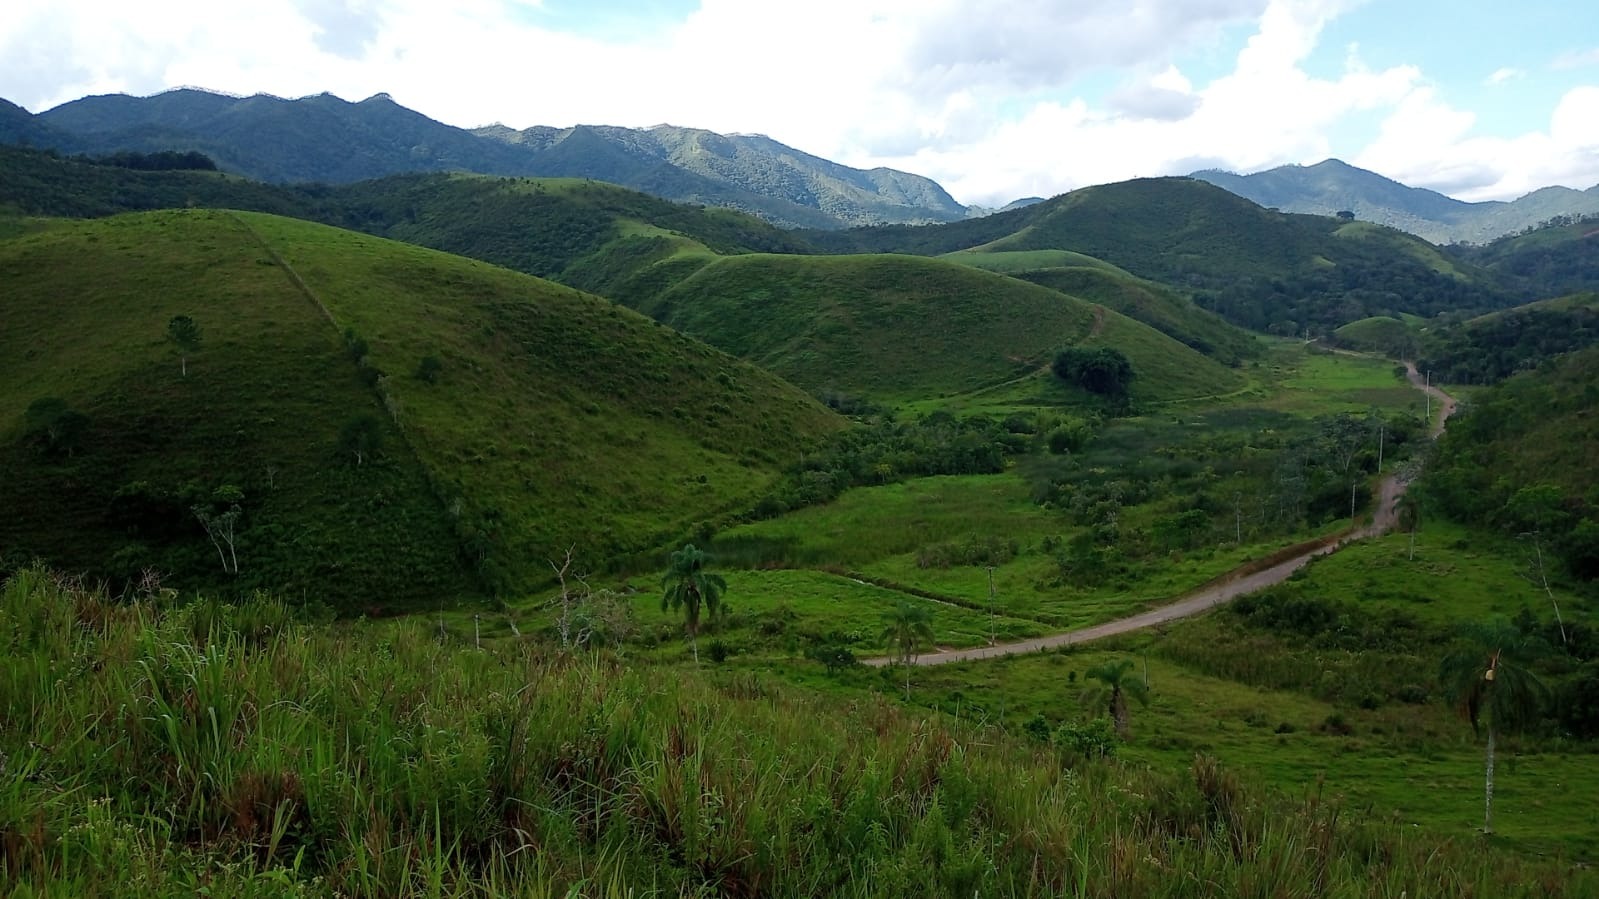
[[3, 0, 1597, 207]]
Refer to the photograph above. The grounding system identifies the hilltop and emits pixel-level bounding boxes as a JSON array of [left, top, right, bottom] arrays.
[[0, 209, 841, 606], [13, 88, 968, 228], [805, 177, 1515, 335], [631, 252, 1243, 403], [1194, 158, 1599, 244]]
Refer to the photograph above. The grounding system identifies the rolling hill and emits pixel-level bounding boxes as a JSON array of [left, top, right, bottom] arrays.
[[14, 87, 967, 228], [0, 209, 842, 607], [804, 177, 1516, 335], [941, 249, 1258, 365], [1194, 158, 1599, 245], [631, 252, 1243, 403]]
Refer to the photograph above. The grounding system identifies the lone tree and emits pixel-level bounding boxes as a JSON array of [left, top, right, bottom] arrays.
[[338, 413, 384, 466], [1440, 621, 1548, 835], [192, 484, 244, 575], [1083, 658, 1151, 738], [660, 543, 727, 664], [22, 397, 88, 458], [1052, 346, 1135, 399], [167, 315, 202, 377], [881, 600, 935, 701]]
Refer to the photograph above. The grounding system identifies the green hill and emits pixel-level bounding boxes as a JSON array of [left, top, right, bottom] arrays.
[[1425, 344, 1599, 580], [943, 249, 1257, 365], [1453, 214, 1599, 299], [1418, 292, 1599, 385], [1330, 315, 1419, 357], [634, 252, 1242, 403], [805, 178, 1514, 335], [0, 210, 841, 606]]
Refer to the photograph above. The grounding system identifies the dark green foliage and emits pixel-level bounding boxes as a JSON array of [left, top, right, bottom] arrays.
[[414, 354, 443, 383], [661, 543, 728, 660], [21, 397, 88, 458], [86, 149, 218, 171], [806, 644, 858, 674], [1053, 718, 1120, 759], [1418, 296, 1599, 385], [166, 314, 201, 375], [1424, 347, 1599, 579], [337, 413, 384, 466], [1052, 346, 1134, 397], [753, 413, 1015, 517], [1452, 214, 1599, 298]]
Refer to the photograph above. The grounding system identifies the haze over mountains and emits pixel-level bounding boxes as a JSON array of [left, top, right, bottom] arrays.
[[1193, 159, 1599, 245], [8, 87, 1599, 241]]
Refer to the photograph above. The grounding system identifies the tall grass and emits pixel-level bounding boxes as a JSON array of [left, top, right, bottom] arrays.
[[1, 566, 1590, 896]]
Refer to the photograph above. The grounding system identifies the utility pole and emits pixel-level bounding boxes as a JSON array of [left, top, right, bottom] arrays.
[[1377, 423, 1384, 471], [1425, 370, 1432, 423], [986, 566, 997, 645]]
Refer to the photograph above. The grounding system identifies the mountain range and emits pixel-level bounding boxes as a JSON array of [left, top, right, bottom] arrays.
[[8, 89, 966, 229], [9, 87, 1599, 241], [1192, 159, 1599, 245]]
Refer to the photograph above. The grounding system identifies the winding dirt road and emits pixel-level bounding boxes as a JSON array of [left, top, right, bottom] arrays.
[[866, 360, 1456, 668]]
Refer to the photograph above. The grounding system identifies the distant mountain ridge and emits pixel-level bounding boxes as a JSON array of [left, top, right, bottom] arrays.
[[1193, 159, 1599, 244], [13, 88, 968, 229]]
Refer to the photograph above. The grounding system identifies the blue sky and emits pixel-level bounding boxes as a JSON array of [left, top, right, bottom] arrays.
[[3, 0, 1596, 206]]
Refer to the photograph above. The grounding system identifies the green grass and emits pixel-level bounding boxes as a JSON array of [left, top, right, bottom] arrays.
[[940, 248, 1128, 275], [1332, 316, 1419, 356], [1256, 341, 1422, 415], [638, 252, 1242, 403], [0, 210, 842, 606], [3, 566, 1592, 896]]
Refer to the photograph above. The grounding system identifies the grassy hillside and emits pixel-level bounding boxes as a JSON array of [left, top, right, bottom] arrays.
[[634, 252, 1242, 403], [806, 178, 1514, 335], [0, 210, 841, 606], [3, 568, 1591, 897], [1331, 315, 1418, 356], [944, 249, 1257, 365]]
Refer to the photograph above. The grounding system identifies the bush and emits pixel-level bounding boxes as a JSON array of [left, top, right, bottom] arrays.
[[1053, 717, 1119, 759]]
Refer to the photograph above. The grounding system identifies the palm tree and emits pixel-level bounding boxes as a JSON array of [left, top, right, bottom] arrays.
[[1082, 658, 1150, 738], [1439, 621, 1548, 835], [660, 543, 727, 664], [880, 601, 935, 701]]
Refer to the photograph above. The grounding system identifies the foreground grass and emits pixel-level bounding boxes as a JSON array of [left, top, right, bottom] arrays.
[[3, 567, 1592, 896]]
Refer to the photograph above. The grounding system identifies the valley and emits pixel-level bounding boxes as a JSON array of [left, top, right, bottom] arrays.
[[2, 136, 1597, 896]]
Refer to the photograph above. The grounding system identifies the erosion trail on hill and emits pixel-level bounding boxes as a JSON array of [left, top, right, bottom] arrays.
[[866, 359, 1456, 668]]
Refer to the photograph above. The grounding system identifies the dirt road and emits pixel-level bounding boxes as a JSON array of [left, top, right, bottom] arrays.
[[866, 363, 1455, 668]]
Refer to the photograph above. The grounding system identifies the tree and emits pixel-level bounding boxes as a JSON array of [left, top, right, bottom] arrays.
[[659, 543, 727, 664], [1082, 658, 1151, 738], [22, 397, 88, 458], [1439, 621, 1549, 835], [1501, 485, 1571, 646], [338, 413, 384, 466], [167, 315, 201, 377], [880, 600, 935, 700], [192, 484, 244, 575], [1052, 347, 1135, 399]]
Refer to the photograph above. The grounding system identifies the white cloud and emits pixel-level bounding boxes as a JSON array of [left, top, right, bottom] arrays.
[[1, 0, 1596, 207], [1485, 66, 1524, 86], [1356, 85, 1599, 201]]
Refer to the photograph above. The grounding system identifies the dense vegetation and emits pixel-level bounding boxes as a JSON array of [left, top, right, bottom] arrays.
[[2, 567, 1591, 897], [1424, 346, 1599, 583], [1417, 295, 1599, 385]]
